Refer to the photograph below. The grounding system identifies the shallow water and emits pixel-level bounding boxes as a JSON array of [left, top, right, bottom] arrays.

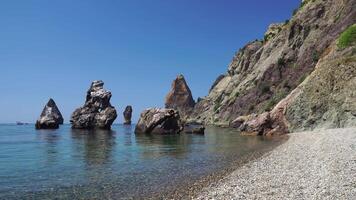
[[0, 124, 282, 199]]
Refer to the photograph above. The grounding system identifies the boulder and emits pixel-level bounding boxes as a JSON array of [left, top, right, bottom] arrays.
[[70, 80, 117, 129], [165, 74, 195, 119], [135, 108, 183, 134], [230, 115, 251, 128], [123, 105, 133, 125], [35, 98, 63, 129], [239, 112, 271, 136]]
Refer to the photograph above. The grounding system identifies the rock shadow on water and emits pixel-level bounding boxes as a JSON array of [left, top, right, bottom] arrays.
[[71, 129, 116, 166], [35, 129, 61, 143], [121, 124, 134, 146], [134, 133, 198, 159], [35, 129, 62, 164]]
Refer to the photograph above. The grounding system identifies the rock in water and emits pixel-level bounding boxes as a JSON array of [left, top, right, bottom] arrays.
[[123, 105, 133, 125], [165, 74, 195, 119], [183, 123, 205, 134], [70, 80, 117, 129], [35, 98, 64, 129], [135, 108, 183, 134]]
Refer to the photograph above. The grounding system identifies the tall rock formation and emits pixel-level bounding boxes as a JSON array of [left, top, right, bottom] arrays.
[[35, 98, 64, 129], [70, 80, 117, 129], [123, 105, 133, 125], [165, 74, 195, 120], [190, 0, 356, 131]]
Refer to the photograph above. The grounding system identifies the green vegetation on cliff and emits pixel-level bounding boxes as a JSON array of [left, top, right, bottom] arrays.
[[337, 24, 356, 49]]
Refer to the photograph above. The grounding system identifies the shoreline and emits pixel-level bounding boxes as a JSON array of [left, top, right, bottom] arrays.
[[194, 128, 356, 199], [159, 134, 289, 199]]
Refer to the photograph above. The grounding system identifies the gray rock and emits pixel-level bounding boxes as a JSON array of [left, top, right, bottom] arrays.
[[123, 105, 133, 125], [35, 98, 63, 129], [135, 108, 183, 134], [70, 80, 117, 129]]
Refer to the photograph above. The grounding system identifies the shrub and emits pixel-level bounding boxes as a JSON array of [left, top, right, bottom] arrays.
[[298, 74, 307, 83], [213, 102, 220, 112], [234, 91, 240, 98], [261, 85, 270, 94], [264, 99, 276, 111], [312, 51, 320, 62], [337, 24, 356, 49], [278, 57, 285, 66], [292, 8, 298, 16]]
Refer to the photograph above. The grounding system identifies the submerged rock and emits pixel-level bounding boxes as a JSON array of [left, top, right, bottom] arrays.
[[165, 74, 195, 119], [183, 123, 205, 134], [35, 98, 64, 129], [123, 105, 133, 125], [70, 80, 117, 129], [135, 108, 183, 134]]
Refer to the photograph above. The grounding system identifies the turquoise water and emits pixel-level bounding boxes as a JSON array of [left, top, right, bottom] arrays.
[[0, 124, 281, 199]]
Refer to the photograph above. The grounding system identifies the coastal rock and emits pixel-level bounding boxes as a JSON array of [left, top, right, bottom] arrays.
[[239, 112, 271, 136], [70, 80, 117, 129], [189, 0, 356, 127], [239, 35, 356, 135], [165, 74, 195, 120], [135, 108, 183, 134], [35, 98, 63, 129], [123, 105, 133, 125]]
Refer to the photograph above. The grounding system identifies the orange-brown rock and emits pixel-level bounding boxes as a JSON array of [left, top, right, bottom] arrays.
[[165, 74, 195, 119]]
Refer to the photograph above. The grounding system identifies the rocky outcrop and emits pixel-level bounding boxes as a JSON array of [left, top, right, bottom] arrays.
[[35, 98, 63, 129], [237, 36, 356, 135], [70, 80, 117, 129], [190, 0, 356, 129], [123, 105, 133, 125], [264, 23, 284, 41], [135, 108, 183, 134], [165, 75, 195, 120]]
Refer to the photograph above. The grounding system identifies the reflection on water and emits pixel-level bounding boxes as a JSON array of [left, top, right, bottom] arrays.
[[71, 129, 116, 166], [135, 133, 195, 159], [0, 124, 284, 199]]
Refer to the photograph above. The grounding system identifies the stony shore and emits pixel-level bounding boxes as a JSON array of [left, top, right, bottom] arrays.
[[195, 128, 356, 200]]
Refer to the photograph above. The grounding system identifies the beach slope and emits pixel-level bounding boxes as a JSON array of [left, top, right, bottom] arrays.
[[196, 128, 356, 199]]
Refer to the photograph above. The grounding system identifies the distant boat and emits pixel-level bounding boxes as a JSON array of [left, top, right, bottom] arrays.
[[16, 121, 28, 125]]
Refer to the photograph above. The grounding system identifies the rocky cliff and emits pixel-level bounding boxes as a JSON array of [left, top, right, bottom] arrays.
[[190, 0, 356, 132]]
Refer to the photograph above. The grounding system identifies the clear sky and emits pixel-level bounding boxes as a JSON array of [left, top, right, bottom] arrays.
[[0, 0, 300, 123]]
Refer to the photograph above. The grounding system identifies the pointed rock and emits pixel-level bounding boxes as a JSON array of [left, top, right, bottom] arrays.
[[70, 80, 117, 129], [123, 105, 133, 125], [35, 98, 64, 129], [165, 74, 195, 119]]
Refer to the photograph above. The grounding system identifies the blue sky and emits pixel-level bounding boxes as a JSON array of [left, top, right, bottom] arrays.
[[0, 0, 300, 123]]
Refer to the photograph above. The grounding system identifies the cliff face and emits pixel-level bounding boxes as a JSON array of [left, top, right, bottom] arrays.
[[191, 0, 356, 130], [285, 42, 356, 131]]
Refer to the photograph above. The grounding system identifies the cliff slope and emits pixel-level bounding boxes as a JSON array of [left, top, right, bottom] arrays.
[[190, 0, 356, 131]]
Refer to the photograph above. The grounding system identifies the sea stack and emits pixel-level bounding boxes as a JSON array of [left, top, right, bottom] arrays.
[[35, 98, 64, 129], [165, 74, 195, 120], [135, 108, 182, 134], [123, 105, 133, 125], [70, 80, 117, 129]]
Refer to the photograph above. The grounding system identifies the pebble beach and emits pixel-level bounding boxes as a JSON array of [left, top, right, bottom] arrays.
[[195, 128, 356, 200]]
